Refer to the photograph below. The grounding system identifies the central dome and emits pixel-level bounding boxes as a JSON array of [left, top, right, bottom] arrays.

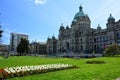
[[74, 5, 88, 19]]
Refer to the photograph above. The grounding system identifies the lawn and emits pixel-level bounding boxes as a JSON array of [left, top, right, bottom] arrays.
[[0, 56, 120, 80]]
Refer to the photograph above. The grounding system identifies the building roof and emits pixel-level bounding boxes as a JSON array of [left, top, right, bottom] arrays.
[[74, 5, 88, 19], [11, 32, 28, 36], [30, 41, 46, 45]]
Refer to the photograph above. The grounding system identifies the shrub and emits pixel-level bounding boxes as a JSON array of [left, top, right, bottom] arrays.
[[86, 60, 105, 64], [104, 44, 120, 56]]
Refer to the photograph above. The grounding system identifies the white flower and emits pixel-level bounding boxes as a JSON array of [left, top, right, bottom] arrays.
[[3, 63, 74, 78]]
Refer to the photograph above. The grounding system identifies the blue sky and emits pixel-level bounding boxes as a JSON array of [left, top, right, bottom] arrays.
[[0, 0, 120, 44]]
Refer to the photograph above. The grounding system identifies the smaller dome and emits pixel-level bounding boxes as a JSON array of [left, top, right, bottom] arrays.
[[108, 14, 115, 20], [66, 26, 69, 29], [71, 19, 77, 25], [97, 24, 101, 30], [72, 19, 77, 23], [47, 36, 51, 41], [73, 19, 77, 22]]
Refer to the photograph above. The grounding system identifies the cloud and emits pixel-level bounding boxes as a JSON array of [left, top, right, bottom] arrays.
[[34, 0, 46, 5]]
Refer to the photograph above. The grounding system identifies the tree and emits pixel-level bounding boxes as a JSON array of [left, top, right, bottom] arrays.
[[0, 25, 3, 44], [17, 38, 29, 55], [104, 44, 120, 56]]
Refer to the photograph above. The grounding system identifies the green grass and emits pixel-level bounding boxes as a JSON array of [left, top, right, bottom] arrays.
[[0, 56, 120, 80]]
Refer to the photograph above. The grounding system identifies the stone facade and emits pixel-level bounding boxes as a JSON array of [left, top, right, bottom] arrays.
[[57, 6, 120, 53], [30, 42, 47, 55], [48, 5, 120, 54], [47, 36, 58, 55], [0, 44, 9, 53]]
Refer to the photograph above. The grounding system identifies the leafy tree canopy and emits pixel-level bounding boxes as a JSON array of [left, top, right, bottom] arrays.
[[104, 44, 120, 56], [17, 38, 29, 55]]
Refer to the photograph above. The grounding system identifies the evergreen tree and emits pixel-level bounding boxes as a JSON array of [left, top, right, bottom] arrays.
[[17, 38, 29, 55]]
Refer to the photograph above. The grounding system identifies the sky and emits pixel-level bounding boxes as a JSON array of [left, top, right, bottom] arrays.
[[0, 0, 120, 44]]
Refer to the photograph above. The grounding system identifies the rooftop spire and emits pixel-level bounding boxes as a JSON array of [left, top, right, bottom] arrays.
[[52, 34, 55, 39], [97, 24, 101, 30], [79, 4, 83, 12], [110, 13, 112, 16], [110, 14, 113, 18], [98, 24, 100, 27]]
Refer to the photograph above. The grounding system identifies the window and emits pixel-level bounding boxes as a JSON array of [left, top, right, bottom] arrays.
[[81, 45, 83, 50], [97, 37, 98, 42], [80, 38, 82, 42], [79, 32, 81, 35], [72, 39, 74, 43], [110, 36, 112, 40], [94, 38, 96, 42], [117, 33, 120, 39]]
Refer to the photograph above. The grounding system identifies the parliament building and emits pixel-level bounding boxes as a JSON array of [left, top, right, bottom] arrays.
[[47, 5, 120, 55]]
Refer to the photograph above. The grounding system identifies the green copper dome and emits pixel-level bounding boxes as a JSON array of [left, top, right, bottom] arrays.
[[74, 5, 88, 19]]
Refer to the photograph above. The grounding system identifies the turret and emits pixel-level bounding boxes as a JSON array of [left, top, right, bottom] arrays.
[[107, 14, 115, 30], [66, 26, 69, 30], [52, 34, 55, 39], [59, 23, 64, 30], [107, 14, 115, 23]]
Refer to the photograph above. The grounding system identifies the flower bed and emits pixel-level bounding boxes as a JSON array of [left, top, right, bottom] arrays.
[[0, 64, 77, 79]]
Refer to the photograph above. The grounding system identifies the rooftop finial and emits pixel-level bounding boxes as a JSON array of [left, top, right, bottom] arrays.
[[79, 4, 83, 12], [98, 24, 100, 27], [110, 13, 112, 17]]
